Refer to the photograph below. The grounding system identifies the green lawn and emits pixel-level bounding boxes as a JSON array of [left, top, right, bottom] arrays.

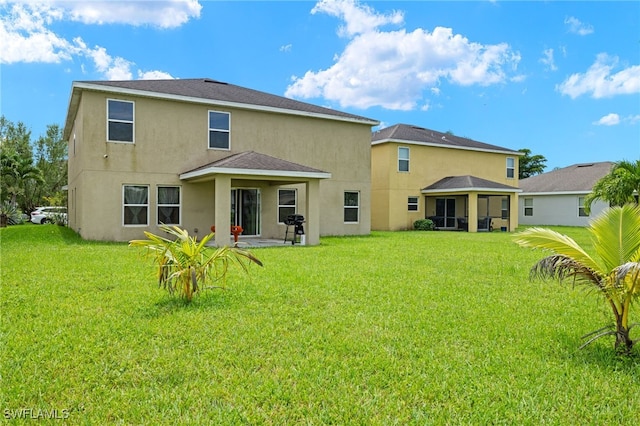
[[1, 225, 639, 424]]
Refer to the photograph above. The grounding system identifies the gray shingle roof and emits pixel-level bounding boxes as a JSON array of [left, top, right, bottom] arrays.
[[76, 78, 378, 124], [519, 162, 614, 193], [183, 151, 327, 175], [422, 175, 520, 192], [372, 123, 519, 154]]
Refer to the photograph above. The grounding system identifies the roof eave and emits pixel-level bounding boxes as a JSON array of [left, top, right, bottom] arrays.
[[421, 187, 522, 194], [180, 166, 332, 181]]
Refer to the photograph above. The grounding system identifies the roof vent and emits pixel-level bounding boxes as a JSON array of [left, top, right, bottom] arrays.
[[576, 163, 594, 168], [203, 78, 228, 85]]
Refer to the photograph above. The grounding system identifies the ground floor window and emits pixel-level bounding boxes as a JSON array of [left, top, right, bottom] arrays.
[[408, 196, 419, 211], [123, 185, 148, 225], [278, 189, 297, 223], [344, 191, 360, 223], [524, 198, 533, 217], [578, 196, 589, 217], [501, 197, 509, 219], [158, 186, 181, 224]]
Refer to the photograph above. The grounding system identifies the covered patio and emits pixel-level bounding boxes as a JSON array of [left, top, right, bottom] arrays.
[[422, 175, 521, 232], [180, 151, 331, 247]]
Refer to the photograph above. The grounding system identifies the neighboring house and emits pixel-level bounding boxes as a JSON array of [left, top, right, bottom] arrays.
[[518, 161, 613, 226], [63, 78, 378, 246], [371, 124, 521, 232]]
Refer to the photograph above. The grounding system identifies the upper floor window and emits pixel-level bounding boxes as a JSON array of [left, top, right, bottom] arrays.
[[578, 196, 589, 217], [408, 196, 419, 211], [278, 189, 297, 223], [344, 191, 360, 223], [108, 99, 134, 143], [398, 147, 409, 172], [123, 185, 148, 226], [158, 186, 181, 225], [506, 157, 515, 179], [523, 198, 533, 217], [209, 111, 230, 150]]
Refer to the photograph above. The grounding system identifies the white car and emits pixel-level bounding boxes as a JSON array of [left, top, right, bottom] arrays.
[[30, 206, 67, 225]]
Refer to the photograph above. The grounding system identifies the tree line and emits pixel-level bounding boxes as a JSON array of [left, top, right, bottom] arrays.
[[1, 115, 68, 218]]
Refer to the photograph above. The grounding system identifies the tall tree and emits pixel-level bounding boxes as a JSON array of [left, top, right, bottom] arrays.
[[584, 159, 640, 213], [34, 124, 67, 206], [518, 148, 547, 179], [0, 116, 42, 212]]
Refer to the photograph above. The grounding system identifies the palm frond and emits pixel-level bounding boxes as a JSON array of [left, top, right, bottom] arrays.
[[513, 227, 600, 272], [530, 254, 603, 289], [590, 204, 640, 272]]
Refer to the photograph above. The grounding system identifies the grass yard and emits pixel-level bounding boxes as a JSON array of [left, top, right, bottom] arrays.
[[1, 224, 639, 424]]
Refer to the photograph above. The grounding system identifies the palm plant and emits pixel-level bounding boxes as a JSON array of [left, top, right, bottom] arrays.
[[513, 204, 640, 355], [584, 159, 640, 213], [129, 225, 262, 302]]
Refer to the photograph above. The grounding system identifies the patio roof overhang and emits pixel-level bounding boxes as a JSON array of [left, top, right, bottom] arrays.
[[179, 151, 332, 182], [421, 175, 521, 195]]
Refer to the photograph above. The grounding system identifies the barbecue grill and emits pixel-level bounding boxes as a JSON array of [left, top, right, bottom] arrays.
[[284, 214, 305, 245]]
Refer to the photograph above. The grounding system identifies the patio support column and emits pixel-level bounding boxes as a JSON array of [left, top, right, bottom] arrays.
[[509, 192, 518, 231], [304, 179, 320, 245], [214, 175, 231, 247], [468, 192, 478, 233]]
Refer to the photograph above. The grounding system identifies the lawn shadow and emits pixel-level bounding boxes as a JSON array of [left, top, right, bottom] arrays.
[[137, 289, 237, 319], [555, 329, 640, 371]]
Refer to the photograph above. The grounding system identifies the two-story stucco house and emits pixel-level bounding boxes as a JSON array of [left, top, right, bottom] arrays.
[[63, 78, 378, 246], [371, 124, 521, 232], [518, 162, 613, 226]]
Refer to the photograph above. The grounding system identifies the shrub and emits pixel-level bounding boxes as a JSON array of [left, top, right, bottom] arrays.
[[0, 201, 26, 225], [414, 219, 435, 231], [129, 225, 262, 302]]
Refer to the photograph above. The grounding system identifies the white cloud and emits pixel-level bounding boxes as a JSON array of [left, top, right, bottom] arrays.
[[628, 114, 640, 125], [564, 16, 594, 36], [557, 53, 640, 99], [280, 44, 292, 53], [540, 48, 557, 71], [0, 0, 184, 79], [593, 113, 620, 126], [138, 70, 175, 80], [60, 0, 202, 29], [0, 2, 82, 63], [312, 0, 403, 37], [286, 0, 521, 110]]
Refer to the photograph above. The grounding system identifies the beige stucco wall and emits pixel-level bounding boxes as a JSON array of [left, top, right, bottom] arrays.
[[371, 142, 519, 231], [67, 89, 372, 242]]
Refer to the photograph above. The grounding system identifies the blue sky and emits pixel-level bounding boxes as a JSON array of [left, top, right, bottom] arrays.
[[1, 0, 638, 170]]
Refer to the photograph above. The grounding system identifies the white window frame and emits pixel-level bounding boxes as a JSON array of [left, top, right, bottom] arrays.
[[408, 196, 419, 211], [398, 146, 410, 172], [107, 99, 134, 143], [208, 110, 231, 150], [123, 185, 149, 226], [344, 191, 360, 224], [523, 197, 533, 217], [157, 186, 181, 225], [578, 196, 589, 217], [278, 189, 297, 223], [506, 157, 515, 179]]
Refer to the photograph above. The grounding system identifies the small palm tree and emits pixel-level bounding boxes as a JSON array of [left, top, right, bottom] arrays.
[[130, 225, 262, 302], [513, 204, 640, 355]]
